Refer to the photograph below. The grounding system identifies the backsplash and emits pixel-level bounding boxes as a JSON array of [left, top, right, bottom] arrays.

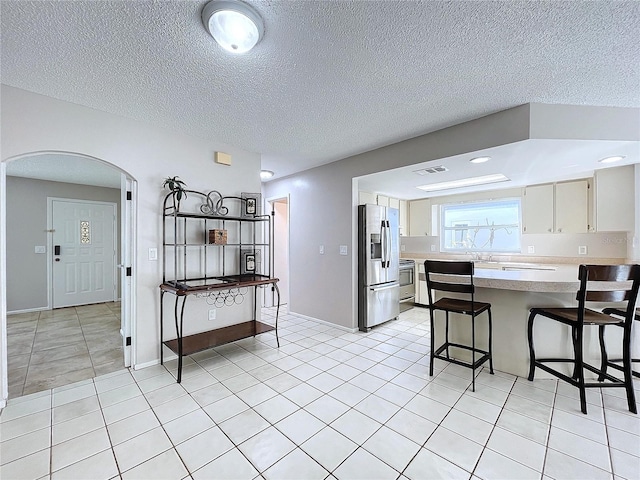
[[401, 231, 630, 262]]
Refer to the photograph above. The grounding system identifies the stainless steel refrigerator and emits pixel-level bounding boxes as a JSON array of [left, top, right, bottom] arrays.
[[358, 204, 400, 331]]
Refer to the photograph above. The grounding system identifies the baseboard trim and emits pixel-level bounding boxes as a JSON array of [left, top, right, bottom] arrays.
[[288, 311, 358, 333], [7, 306, 49, 315]]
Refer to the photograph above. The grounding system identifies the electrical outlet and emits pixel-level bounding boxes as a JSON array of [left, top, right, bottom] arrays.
[[148, 247, 158, 261], [430, 245, 436, 252], [208, 309, 217, 321], [339, 245, 348, 255], [527, 246, 535, 254], [319, 245, 324, 255], [578, 245, 587, 255], [401, 244, 406, 252]]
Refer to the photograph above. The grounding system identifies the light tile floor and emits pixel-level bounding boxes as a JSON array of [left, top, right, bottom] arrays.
[[6, 302, 124, 397], [1, 306, 639, 480]]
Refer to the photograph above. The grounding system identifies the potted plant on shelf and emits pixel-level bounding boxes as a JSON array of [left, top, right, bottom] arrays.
[[163, 176, 187, 212]]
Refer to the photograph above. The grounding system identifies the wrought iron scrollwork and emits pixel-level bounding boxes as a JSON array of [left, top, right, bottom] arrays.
[[199, 190, 228, 216]]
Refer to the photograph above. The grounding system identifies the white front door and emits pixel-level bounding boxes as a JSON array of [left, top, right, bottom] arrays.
[[52, 199, 117, 308]]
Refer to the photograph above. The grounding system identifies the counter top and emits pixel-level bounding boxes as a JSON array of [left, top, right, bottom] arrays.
[[469, 265, 580, 293]]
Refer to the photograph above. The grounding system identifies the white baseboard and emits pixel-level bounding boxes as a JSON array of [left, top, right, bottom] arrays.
[[7, 306, 49, 315], [133, 359, 160, 370], [288, 311, 358, 333]]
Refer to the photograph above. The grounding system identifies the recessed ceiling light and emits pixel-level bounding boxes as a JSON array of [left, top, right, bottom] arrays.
[[417, 174, 509, 192], [599, 155, 625, 164], [202, 0, 264, 54], [470, 156, 491, 164], [260, 170, 274, 180]]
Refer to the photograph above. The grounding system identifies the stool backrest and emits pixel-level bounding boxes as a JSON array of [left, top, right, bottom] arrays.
[[424, 260, 475, 306], [577, 264, 640, 325]]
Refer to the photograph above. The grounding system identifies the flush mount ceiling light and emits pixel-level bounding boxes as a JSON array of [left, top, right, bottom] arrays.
[[417, 173, 509, 192], [202, 0, 264, 54], [260, 170, 274, 180], [470, 156, 491, 164], [599, 155, 625, 164]]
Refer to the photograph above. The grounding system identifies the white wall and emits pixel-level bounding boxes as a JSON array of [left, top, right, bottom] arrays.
[[0, 85, 262, 389]]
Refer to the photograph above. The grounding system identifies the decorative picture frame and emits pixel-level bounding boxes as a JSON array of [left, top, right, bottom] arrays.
[[241, 192, 261, 218], [241, 249, 261, 275]]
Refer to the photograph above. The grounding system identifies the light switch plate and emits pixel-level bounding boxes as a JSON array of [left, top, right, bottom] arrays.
[[401, 244, 406, 252], [339, 245, 348, 255], [430, 245, 436, 252], [319, 245, 324, 255], [34, 245, 46, 254], [527, 246, 535, 254], [208, 309, 217, 321], [578, 245, 587, 255], [148, 248, 158, 261]]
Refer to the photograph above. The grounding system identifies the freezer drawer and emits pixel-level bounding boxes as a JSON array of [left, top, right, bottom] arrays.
[[359, 282, 400, 331]]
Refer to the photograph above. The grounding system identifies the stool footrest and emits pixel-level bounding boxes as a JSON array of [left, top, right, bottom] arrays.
[[534, 359, 631, 387], [434, 342, 491, 370]]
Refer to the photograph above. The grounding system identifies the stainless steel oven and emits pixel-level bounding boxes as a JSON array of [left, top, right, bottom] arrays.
[[399, 259, 415, 312]]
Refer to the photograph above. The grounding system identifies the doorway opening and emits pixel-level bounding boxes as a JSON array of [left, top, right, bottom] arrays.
[[266, 196, 290, 308], [1, 152, 136, 399]]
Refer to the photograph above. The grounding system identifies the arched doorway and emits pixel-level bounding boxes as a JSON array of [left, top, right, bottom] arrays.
[[0, 151, 136, 400]]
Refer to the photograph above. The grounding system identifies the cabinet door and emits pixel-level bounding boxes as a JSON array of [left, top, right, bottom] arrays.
[[523, 184, 554, 234], [409, 199, 431, 236], [389, 197, 400, 210], [555, 180, 588, 233], [399, 200, 407, 236], [596, 165, 635, 232], [377, 195, 390, 207], [359, 191, 377, 205]]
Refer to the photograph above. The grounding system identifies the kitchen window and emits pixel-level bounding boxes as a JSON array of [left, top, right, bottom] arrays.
[[440, 198, 521, 253]]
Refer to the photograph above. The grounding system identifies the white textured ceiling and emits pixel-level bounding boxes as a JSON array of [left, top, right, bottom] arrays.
[[1, 1, 639, 181]]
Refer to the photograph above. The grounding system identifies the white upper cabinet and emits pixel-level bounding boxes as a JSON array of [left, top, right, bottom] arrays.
[[376, 195, 390, 207], [523, 180, 590, 234], [409, 198, 431, 236], [595, 165, 635, 232], [388, 197, 400, 210], [358, 191, 377, 205], [399, 200, 407, 236], [523, 184, 554, 234], [555, 180, 589, 233]]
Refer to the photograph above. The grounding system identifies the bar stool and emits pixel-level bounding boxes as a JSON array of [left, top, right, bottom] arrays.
[[527, 264, 640, 414], [425, 260, 494, 391], [599, 307, 640, 380]]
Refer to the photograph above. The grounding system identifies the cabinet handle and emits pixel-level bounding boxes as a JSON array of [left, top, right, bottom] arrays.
[[557, 228, 562, 233]]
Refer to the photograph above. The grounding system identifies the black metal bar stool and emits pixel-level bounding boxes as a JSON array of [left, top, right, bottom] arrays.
[[527, 264, 640, 414], [425, 260, 494, 391], [599, 307, 640, 380]]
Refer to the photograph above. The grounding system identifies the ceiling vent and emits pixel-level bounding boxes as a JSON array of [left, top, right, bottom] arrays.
[[413, 166, 449, 175]]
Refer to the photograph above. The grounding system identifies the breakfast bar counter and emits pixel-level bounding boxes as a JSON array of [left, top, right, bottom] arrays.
[[413, 261, 637, 378]]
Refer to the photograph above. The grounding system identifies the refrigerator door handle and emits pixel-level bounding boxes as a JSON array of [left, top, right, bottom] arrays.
[[385, 219, 392, 268], [370, 282, 400, 292], [380, 220, 387, 267]]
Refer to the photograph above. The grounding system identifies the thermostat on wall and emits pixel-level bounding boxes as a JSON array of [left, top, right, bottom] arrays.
[[215, 152, 232, 166]]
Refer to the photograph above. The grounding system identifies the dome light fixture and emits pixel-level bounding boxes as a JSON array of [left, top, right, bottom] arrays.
[[470, 156, 491, 164], [599, 155, 625, 164], [202, 0, 264, 54], [260, 170, 274, 180]]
